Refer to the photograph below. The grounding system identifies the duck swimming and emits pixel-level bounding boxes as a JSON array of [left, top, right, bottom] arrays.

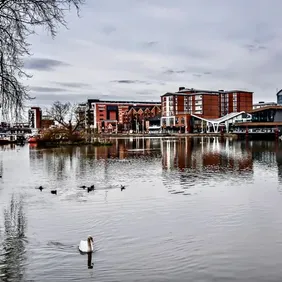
[[87, 185, 95, 193], [79, 235, 94, 253], [121, 185, 125, 191], [51, 190, 57, 195]]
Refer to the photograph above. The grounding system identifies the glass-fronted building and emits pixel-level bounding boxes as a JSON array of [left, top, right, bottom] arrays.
[[277, 89, 282, 105]]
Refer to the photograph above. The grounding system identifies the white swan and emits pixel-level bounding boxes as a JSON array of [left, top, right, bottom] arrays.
[[79, 235, 94, 253]]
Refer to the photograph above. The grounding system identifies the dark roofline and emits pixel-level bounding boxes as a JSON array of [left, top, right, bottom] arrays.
[[87, 99, 160, 105], [249, 105, 282, 113], [177, 88, 253, 94], [161, 92, 218, 97]]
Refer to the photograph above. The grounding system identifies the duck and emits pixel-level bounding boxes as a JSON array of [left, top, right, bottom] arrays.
[[87, 185, 95, 193], [38, 186, 43, 191], [80, 185, 87, 189], [121, 185, 125, 191], [79, 235, 94, 253], [51, 190, 57, 195]]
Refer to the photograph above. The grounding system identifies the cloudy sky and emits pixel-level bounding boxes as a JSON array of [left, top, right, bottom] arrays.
[[24, 0, 282, 108]]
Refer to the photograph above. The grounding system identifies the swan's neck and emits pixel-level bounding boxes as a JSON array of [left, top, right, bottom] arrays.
[[87, 240, 92, 251]]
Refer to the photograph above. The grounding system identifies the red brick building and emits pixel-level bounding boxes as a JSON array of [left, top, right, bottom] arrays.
[[161, 87, 253, 132], [86, 99, 161, 132], [28, 107, 42, 129]]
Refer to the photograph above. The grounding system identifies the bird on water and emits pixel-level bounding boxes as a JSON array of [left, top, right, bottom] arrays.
[[79, 235, 94, 253]]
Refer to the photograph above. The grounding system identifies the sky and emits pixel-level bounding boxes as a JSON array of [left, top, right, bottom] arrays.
[[23, 0, 282, 108]]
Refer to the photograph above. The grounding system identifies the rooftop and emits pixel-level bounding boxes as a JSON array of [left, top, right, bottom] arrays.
[[192, 111, 246, 124], [177, 88, 253, 94], [249, 105, 282, 113], [162, 92, 218, 97], [253, 101, 277, 106], [87, 99, 160, 105]]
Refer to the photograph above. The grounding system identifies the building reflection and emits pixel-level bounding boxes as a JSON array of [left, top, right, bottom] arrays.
[[161, 137, 253, 194], [162, 137, 253, 173], [28, 138, 162, 183], [0, 194, 27, 281], [277, 150, 282, 183]]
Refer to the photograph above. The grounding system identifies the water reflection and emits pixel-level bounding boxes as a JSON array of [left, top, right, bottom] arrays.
[[87, 252, 93, 269], [27, 139, 162, 187], [2, 138, 282, 281], [0, 194, 27, 281], [26, 138, 282, 195], [161, 137, 253, 194]]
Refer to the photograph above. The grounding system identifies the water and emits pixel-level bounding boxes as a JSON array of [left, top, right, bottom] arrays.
[[0, 137, 282, 281]]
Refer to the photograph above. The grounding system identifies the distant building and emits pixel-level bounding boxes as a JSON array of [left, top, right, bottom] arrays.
[[161, 87, 253, 133], [234, 105, 282, 137], [28, 107, 42, 129], [85, 99, 161, 132], [41, 115, 55, 129]]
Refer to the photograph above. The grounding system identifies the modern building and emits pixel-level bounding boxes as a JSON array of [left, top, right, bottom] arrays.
[[233, 105, 282, 139], [161, 87, 253, 133], [85, 99, 161, 132], [28, 107, 42, 129], [277, 89, 282, 105]]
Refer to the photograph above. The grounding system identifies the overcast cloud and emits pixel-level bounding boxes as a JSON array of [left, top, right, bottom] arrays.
[[24, 0, 282, 107]]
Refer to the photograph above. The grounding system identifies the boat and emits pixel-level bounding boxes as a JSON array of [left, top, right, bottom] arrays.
[[0, 133, 18, 144]]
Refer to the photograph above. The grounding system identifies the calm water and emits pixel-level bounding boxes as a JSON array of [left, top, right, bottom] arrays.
[[0, 137, 282, 281]]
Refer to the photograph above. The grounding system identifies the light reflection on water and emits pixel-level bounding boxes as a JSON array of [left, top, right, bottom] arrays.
[[0, 138, 282, 281]]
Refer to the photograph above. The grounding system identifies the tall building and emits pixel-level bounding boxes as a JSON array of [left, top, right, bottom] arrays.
[[28, 107, 42, 129], [161, 87, 253, 132]]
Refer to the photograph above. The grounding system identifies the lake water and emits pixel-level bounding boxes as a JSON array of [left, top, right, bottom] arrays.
[[0, 137, 282, 282]]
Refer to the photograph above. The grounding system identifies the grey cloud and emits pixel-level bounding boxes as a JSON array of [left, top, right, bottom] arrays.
[[164, 69, 186, 75], [54, 82, 91, 88], [102, 25, 116, 35], [192, 72, 212, 78], [28, 93, 91, 108], [26, 0, 282, 104], [30, 86, 68, 93], [144, 41, 158, 47], [111, 80, 151, 85], [24, 58, 70, 71], [244, 43, 267, 52]]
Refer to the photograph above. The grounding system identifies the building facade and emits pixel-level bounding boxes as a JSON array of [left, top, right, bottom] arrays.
[[161, 87, 253, 132], [85, 99, 161, 132], [233, 105, 282, 139], [277, 89, 282, 105], [28, 107, 42, 129]]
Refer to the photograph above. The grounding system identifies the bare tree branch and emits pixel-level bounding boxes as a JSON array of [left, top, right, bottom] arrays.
[[47, 101, 85, 140], [0, 0, 85, 121]]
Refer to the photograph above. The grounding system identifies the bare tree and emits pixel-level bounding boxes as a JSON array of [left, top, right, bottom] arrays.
[[47, 101, 85, 140], [0, 0, 84, 120]]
